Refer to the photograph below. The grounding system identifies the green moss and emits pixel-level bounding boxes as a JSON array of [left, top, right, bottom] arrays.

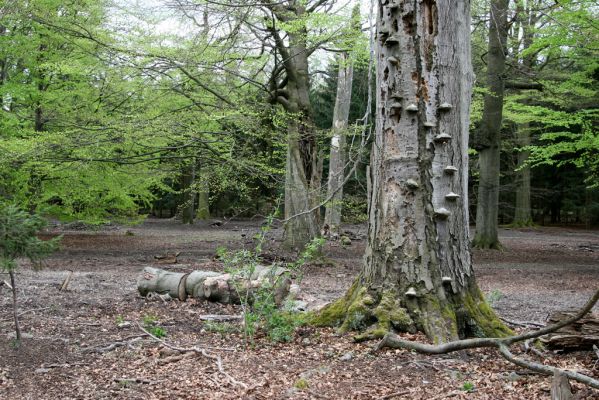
[[472, 236, 503, 250], [373, 291, 413, 332], [462, 288, 512, 337], [419, 293, 459, 343], [340, 287, 372, 332], [353, 327, 387, 342], [293, 378, 309, 390], [311, 279, 360, 327]]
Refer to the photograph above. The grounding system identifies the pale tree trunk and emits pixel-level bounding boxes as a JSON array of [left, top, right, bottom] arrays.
[[513, 123, 532, 226], [269, 6, 320, 250], [474, 0, 509, 249], [314, 0, 509, 343], [512, 3, 535, 227], [323, 52, 354, 234]]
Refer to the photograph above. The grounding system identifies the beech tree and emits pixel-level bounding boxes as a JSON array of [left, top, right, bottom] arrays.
[[323, 5, 361, 234], [473, 0, 510, 249], [315, 0, 509, 343]]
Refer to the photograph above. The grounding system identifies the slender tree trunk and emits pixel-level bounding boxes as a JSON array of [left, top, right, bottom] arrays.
[[513, 123, 532, 226], [314, 0, 509, 343], [9, 270, 21, 345], [324, 53, 354, 234], [473, 0, 509, 249], [196, 172, 210, 221], [511, 2, 536, 227], [180, 161, 196, 224]]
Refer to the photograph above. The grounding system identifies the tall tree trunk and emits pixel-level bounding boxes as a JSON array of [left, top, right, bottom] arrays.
[[323, 52, 354, 234], [473, 0, 509, 249], [279, 23, 320, 249], [314, 0, 509, 343], [511, 2, 536, 227], [513, 123, 532, 226], [180, 161, 196, 224], [196, 170, 210, 221]]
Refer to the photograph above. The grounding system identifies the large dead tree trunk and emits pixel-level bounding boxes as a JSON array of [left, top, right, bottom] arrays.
[[473, 0, 509, 249], [323, 53, 353, 234], [314, 0, 509, 343], [323, 6, 360, 235]]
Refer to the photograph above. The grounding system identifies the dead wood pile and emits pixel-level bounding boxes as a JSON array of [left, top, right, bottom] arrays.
[[137, 266, 291, 305], [540, 311, 599, 350]]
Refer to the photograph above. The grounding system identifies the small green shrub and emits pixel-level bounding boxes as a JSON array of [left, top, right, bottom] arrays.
[[142, 314, 166, 337], [217, 207, 321, 346], [0, 204, 61, 346], [142, 314, 157, 326], [462, 381, 475, 392], [293, 378, 309, 390], [147, 326, 167, 338], [486, 289, 503, 306]]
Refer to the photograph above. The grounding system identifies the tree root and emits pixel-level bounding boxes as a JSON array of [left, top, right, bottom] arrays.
[[85, 334, 149, 353], [137, 323, 247, 389], [376, 288, 599, 390]]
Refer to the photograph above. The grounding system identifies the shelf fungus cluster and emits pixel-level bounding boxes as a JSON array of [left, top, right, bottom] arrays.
[[432, 102, 461, 221]]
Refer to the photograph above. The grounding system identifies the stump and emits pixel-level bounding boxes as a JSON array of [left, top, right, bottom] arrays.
[[540, 311, 599, 350], [551, 370, 573, 400], [137, 265, 291, 305]]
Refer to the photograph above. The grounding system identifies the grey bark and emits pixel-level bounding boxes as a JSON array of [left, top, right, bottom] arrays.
[[9, 269, 21, 344], [326, 0, 507, 343], [474, 0, 509, 249], [511, 3, 536, 227], [551, 370, 573, 400], [513, 123, 532, 225], [269, 5, 321, 249], [323, 52, 354, 234]]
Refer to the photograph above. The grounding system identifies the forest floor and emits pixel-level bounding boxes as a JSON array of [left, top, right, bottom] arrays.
[[1, 218, 598, 399]]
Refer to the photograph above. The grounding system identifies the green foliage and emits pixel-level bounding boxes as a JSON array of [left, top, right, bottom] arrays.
[[142, 314, 166, 338], [462, 381, 475, 393], [342, 195, 368, 224], [217, 211, 320, 345], [203, 321, 241, 337], [0, 204, 60, 271], [485, 290, 503, 306]]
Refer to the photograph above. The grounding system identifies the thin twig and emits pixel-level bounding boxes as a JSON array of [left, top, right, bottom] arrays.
[[137, 322, 247, 389], [0, 307, 50, 323]]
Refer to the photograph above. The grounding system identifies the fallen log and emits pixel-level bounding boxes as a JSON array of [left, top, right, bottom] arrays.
[[540, 311, 599, 351], [137, 267, 189, 301], [137, 265, 291, 305]]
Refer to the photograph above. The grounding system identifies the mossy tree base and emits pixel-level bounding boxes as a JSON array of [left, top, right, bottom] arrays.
[[472, 236, 503, 250], [313, 278, 511, 344]]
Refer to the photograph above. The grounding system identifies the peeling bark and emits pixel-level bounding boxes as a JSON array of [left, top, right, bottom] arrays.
[[324, 52, 353, 234], [315, 0, 509, 343]]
